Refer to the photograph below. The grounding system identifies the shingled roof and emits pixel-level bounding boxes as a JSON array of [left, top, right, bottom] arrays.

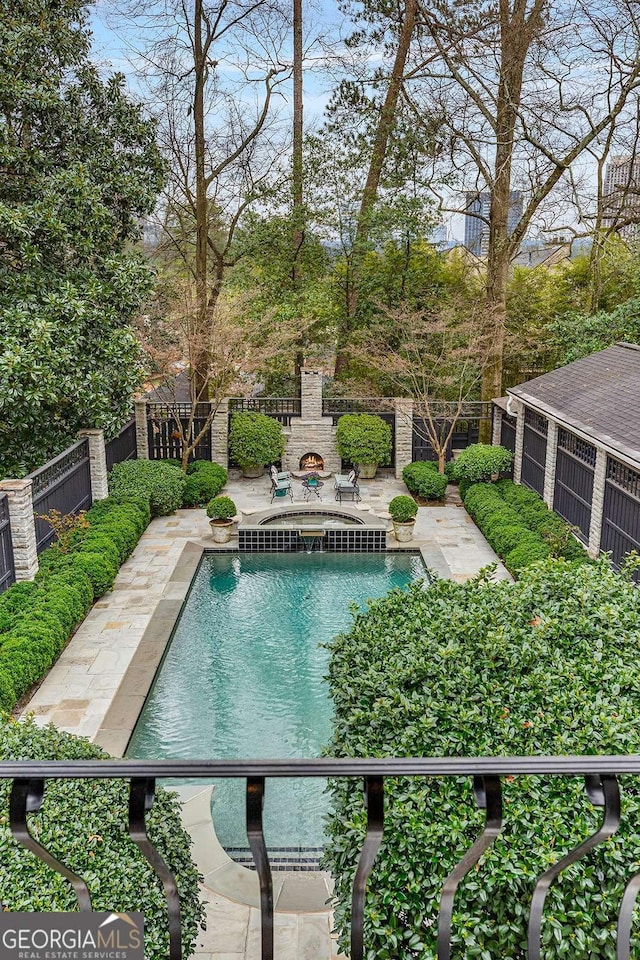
[[507, 342, 640, 465]]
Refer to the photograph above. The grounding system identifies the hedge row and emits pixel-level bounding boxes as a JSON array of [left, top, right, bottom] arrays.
[[0, 494, 151, 712], [463, 478, 589, 575], [402, 461, 448, 500], [109, 459, 227, 512]]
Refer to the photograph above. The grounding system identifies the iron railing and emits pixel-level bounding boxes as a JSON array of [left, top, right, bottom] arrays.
[[28, 439, 92, 553], [3, 756, 640, 960], [105, 418, 137, 471], [322, 397, 396, 415], [229, 398, 301, 425], [413, 400, 493, 421]]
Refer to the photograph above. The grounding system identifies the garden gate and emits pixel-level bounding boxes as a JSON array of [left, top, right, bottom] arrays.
[[147, 402, 212, 462]]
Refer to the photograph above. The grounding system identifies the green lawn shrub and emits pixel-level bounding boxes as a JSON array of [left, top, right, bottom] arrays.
[[108, 460, 186, 516], [335, 414, 392, 467], [0, 494, 151, 712], [324, 558, 640, 959], [402, 462, 448, 500], [206, 496, 236, 521], [388, 495, 418, 522], [451, 443, 513, 483], [0, 716, 205, 958], [463, 480, 588, 575], [228, 412, 285, 470], [182, 461, 228, 507]]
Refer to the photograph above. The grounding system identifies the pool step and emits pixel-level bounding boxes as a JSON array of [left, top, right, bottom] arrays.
[[227, 847, 324, 871]]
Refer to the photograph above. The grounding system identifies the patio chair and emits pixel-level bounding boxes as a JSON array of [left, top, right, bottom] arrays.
[[334, 467, 360, 489], [270, 464, 291, 482], [302, 472, 324, 501], [270, 465, 293, 503], [335, 468, 361, 503]]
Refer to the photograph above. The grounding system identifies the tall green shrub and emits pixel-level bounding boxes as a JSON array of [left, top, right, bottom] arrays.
[[0, 717, 204, 958], [402, 461, 448, 500], [324, 559, 640, 958], [108, 461, 186, 516], [228, 412, 285, 469], [451, 443, 513, 483], [335, 414, 392, 466]]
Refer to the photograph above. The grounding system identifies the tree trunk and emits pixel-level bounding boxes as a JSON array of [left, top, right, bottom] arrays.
[[334, 0, 418, 379], [192, 0, 210, 402], [292, 0, 304, 385]]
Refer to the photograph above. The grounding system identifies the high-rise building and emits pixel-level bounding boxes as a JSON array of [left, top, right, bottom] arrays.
[[464, 190, 523, 256], [602, 156, 640, 239]]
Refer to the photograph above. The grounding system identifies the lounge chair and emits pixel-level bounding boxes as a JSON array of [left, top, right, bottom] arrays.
[[335, 468, 361, 503], [270, 465, 293, 502]]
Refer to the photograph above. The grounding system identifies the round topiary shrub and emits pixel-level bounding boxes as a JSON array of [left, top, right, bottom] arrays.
[[335, 414, 392, 470], [324, 558, 640, 958], [228, 412, 285, 473], [402, 462, 448, 500], [182, 462, 228, 507], [452, 443, 513, 484], [206, 496, 236, 521], [0, 716, 205, 958], [108, 461, 186, 517], [388, 495, 418, 523]]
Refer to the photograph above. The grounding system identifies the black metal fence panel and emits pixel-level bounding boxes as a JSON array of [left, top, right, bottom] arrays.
[[500, 413, 516, 455], [0, 494, 15, 595], [229, 397, 301, 426], [521, 409, 547, 496], [29, 439, 92, 554], [412, 404, 493, 464], [552, 430, 595, 543], [147, 403, 212, 462], [105, 419, 137, 471], [602, 457, 640, 581]]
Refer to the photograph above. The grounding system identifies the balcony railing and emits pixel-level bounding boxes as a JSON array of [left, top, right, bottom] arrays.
[[3, 756, 640, 960]]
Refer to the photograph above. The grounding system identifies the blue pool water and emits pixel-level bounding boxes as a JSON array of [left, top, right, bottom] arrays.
[[127, 552, 425, 854]]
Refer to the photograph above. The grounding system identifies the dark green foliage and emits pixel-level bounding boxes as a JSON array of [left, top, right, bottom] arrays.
[[463, 481, 588, 576], [335, 414, 392, 466], [388, 495, 418, 522], [451, 444, 513, 483], [228, 413, 286, 470], [402, 461, 448, 500], [0, 494, 150, 712], [324, 559, 640, 958], [206, 496, 237, 521], [0, 716, 205, 958], [108, 460, 186, 516], [182, 462, 228, 507]]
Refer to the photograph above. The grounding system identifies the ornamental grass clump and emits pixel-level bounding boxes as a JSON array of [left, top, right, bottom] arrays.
[[323, 558, 640, 958], [0, 716, 205, 958]]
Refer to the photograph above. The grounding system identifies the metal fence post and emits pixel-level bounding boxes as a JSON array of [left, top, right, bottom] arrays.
[[0, 479, 38, 581], [135, 399, 150, 459], [78, 429, 109, 501]]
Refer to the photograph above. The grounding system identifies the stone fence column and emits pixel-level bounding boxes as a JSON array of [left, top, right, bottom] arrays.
[[542, 420, 558, 509], [588, 447, 607, 557], [394, 398, 414, 479], [134, 399, 149, 459], [78, 429, 108, 501], [0, 479, 38, 581], [491, 404, 503, 446], [513, 401, 525, 484], [211, 399, 229, 468]]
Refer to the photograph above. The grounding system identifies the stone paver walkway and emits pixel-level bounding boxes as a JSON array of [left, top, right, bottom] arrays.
[[18, 470, 509, 959]]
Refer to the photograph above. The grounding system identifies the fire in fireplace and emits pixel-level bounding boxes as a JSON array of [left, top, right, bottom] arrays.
[[299, 452, 324, 471]]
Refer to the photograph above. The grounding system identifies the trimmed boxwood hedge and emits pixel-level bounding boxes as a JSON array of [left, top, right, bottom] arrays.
[[402, 461, 448, 501], [0, 716, 205, 957], [182, 461, 228, 507], [0, 493, 151, 713], [323, 558, 640, 958], [109, 460, 186, 516], [463, 479, 589, 575]]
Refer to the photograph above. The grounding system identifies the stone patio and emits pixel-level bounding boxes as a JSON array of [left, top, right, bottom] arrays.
[[18, 469, 509, 959]]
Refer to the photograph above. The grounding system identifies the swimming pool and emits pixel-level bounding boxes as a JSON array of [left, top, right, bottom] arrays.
[[127, 551, 425, 862]]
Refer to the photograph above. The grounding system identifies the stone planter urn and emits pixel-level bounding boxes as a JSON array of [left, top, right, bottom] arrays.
[[210, 519, 233, 543], [357, 462, 378, 480], [392, 519, 415, 543], [242, 464, 264, 479]]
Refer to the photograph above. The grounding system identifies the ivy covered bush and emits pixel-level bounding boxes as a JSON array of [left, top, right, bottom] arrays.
[[0, 716, 204, 957], [324, 558, 640, 958], [335, 414, 392, 467], [402, 461, 448, 501], [109, 460, 186, 516], [182, 461, 227, 507], [463, 479, 588, 575], [0, 494, 151, 712], [228, 412, 285, 470]]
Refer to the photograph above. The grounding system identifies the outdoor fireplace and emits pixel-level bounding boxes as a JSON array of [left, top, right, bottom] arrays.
[[299, 452, 324, 472]]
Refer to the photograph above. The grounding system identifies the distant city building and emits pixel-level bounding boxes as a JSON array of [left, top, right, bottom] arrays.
[[464, 190, 523, 256], [602, 156, 640, 239]]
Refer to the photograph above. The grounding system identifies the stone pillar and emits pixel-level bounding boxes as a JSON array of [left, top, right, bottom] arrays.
[[394, 398, 414, 479], [588, 447, 607, 557], [300, 369, 323, 421], [492, 404, 503, 446], [211, 399, 229, 468], [513, 402, 525, 484], [0, 479, 38, 581], [78, 429, 109, 500], [134, 399, 149, 459], [542, 420, 558, 509]]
